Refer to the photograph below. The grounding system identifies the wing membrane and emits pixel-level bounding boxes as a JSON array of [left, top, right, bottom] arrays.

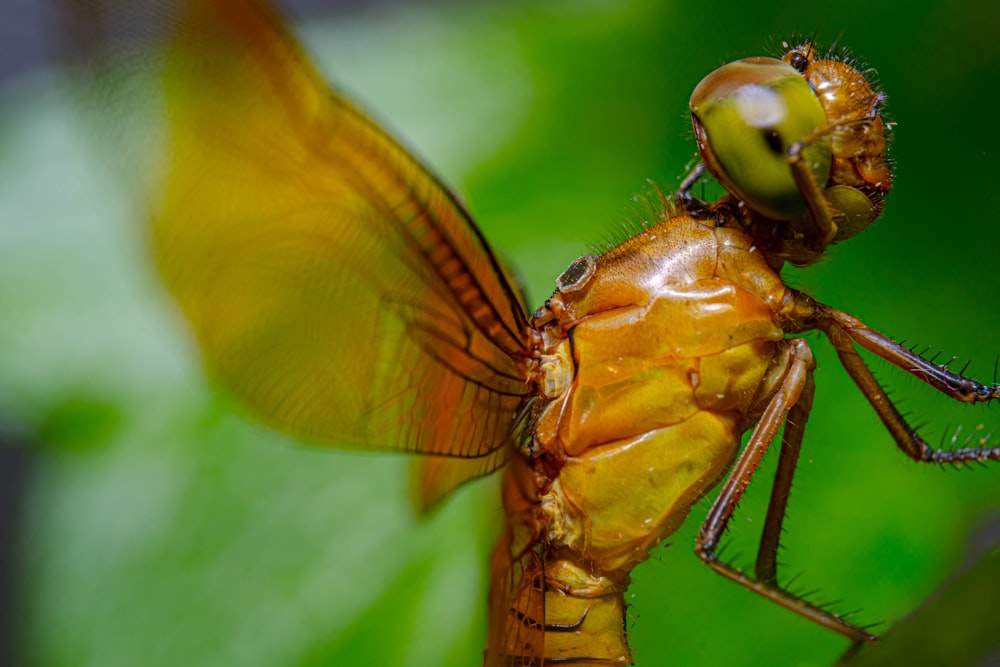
[[487, 534, 545, 666], [75, 0, 532, 464]]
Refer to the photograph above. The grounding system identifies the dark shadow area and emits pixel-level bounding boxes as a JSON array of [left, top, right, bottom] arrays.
[[0, 432, 33, 667]]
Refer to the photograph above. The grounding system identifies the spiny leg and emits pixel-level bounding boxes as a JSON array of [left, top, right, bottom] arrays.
[[823, 306, 1000, 406], [750, 369, 875, 650], [755, 367, 814, 587], [695, 338, 875, 642], [815, 306, 1000, 464]]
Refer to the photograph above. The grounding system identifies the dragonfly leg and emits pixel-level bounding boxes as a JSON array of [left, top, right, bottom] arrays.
[[754, 363, 814, 586], [822, 305, 1000, 405], [786, 113, 888, 256], [696, 338, 875, 642], [786, 138, 839, 247], [815, 305, 1000, 464], [676, 161, 707, 199]]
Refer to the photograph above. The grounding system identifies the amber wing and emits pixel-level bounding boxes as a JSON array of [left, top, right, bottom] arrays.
[[487, 544, 545, 666], [69, 0, 532, 499]]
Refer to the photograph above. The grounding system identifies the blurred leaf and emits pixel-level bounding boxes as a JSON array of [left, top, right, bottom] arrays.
[[36, 395, 122, 451]]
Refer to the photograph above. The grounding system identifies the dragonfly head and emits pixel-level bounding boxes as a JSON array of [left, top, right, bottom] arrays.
[[690, 43, 893, 259], [690, 56, 832, 222]]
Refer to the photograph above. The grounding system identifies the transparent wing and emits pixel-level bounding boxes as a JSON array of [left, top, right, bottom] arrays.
[[486, 450, 545, 666], [67, 0, 532, 471], [486, 534, 545, 667]]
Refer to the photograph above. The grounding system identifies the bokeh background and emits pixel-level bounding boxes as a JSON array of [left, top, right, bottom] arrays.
[[1, 0, 999, 666]]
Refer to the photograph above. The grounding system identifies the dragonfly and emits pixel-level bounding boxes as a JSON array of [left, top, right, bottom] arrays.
[[65, 0, 1000, 664]]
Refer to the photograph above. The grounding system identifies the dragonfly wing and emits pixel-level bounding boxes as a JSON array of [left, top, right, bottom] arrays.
[[485, 450, 546, 666], [411, 449, 507, 513], [72, 0, 532, 467], [487, 533, 545, 667]]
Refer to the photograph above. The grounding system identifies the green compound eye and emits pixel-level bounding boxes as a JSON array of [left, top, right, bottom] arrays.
[[690, 57, 832, 221]]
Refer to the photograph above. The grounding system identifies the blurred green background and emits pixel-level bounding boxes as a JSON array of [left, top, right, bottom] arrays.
[[2, 0, 999, 665]]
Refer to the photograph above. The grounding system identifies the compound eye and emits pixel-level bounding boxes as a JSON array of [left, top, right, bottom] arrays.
[[690, 57, 832, 221]]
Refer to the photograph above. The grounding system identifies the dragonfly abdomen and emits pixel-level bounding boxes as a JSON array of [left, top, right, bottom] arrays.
[[487, 540, 632, 665]]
